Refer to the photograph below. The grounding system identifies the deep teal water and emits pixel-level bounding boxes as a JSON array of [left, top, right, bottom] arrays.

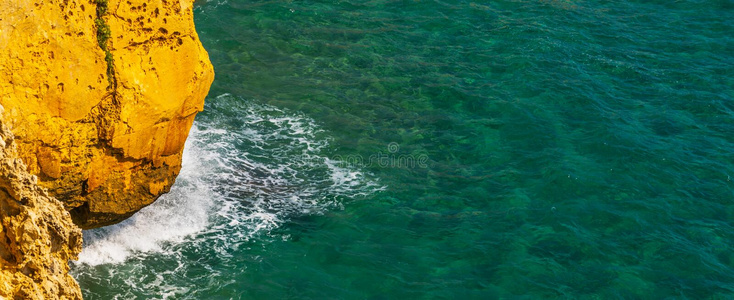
[[71, 0, 734, 298]]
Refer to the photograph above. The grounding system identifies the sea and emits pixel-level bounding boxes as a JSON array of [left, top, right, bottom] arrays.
[[70, 0, 734, 298]]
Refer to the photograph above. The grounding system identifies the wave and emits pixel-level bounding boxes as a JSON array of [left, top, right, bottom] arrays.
[[74, 94, 382, 266]]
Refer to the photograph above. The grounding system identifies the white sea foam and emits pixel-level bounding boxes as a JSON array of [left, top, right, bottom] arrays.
[[74, 94, 382, 266], [75, 129, 216, 265]]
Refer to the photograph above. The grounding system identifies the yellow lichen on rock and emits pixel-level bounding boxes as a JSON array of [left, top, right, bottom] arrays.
[[0, 0, 214, 229]]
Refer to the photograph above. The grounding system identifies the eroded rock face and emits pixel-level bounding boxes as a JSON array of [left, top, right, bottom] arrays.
[[0, 0, 214, 228], [0, 113, 83, 299]]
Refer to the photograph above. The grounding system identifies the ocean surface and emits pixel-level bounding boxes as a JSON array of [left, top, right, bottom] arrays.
[[70, 0, 734, 298]]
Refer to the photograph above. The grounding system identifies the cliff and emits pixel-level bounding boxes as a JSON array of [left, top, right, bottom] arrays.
[[0, 0, 214, 229], [0, 0, 213, 298], [0, 111, 83, 299]]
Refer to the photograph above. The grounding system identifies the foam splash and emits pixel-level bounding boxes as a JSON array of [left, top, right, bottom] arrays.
[[75, 94, 382, 266], [75, 128, 216, 265]]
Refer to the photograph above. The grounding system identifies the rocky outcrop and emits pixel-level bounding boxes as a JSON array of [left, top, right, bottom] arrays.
[[0, 111, 83, 299], [0, 0, 214, 228], [0, 0, 212, 297]]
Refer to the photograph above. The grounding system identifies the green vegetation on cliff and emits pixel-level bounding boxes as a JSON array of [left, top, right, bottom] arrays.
[[94, 0, 116, 89]]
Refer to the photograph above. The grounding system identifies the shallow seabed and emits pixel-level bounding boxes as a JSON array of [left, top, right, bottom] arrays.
[[72, 0, 734, 298]]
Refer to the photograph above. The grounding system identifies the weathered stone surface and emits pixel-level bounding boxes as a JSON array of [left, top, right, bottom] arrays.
[[0, 0, 214, 228], [0, 112, 83, 299]]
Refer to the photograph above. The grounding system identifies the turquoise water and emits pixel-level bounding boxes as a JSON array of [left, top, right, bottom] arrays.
[[71, 0, 734, 298]]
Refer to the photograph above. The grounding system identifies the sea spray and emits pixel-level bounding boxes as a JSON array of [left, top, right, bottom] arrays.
[[75, 127, 217, 265], [72, 95, 382, 296]]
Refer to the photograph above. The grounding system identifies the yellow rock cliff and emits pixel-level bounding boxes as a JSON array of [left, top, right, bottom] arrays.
[[0, 112, 83, 299], [0, 0, 214, 228]]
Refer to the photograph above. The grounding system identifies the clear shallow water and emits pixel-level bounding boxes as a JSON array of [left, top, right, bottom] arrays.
[[72, 0, 734, 298]]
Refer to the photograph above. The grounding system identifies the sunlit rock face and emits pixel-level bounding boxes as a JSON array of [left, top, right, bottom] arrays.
[[0, 0, 214, 229], [0, 114, 83, 299]]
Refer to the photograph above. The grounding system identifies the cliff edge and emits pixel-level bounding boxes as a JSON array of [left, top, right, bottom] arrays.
[[0, 0, 214, 228], [0, 111, 83, 299], [0, 0, 213, 297]]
